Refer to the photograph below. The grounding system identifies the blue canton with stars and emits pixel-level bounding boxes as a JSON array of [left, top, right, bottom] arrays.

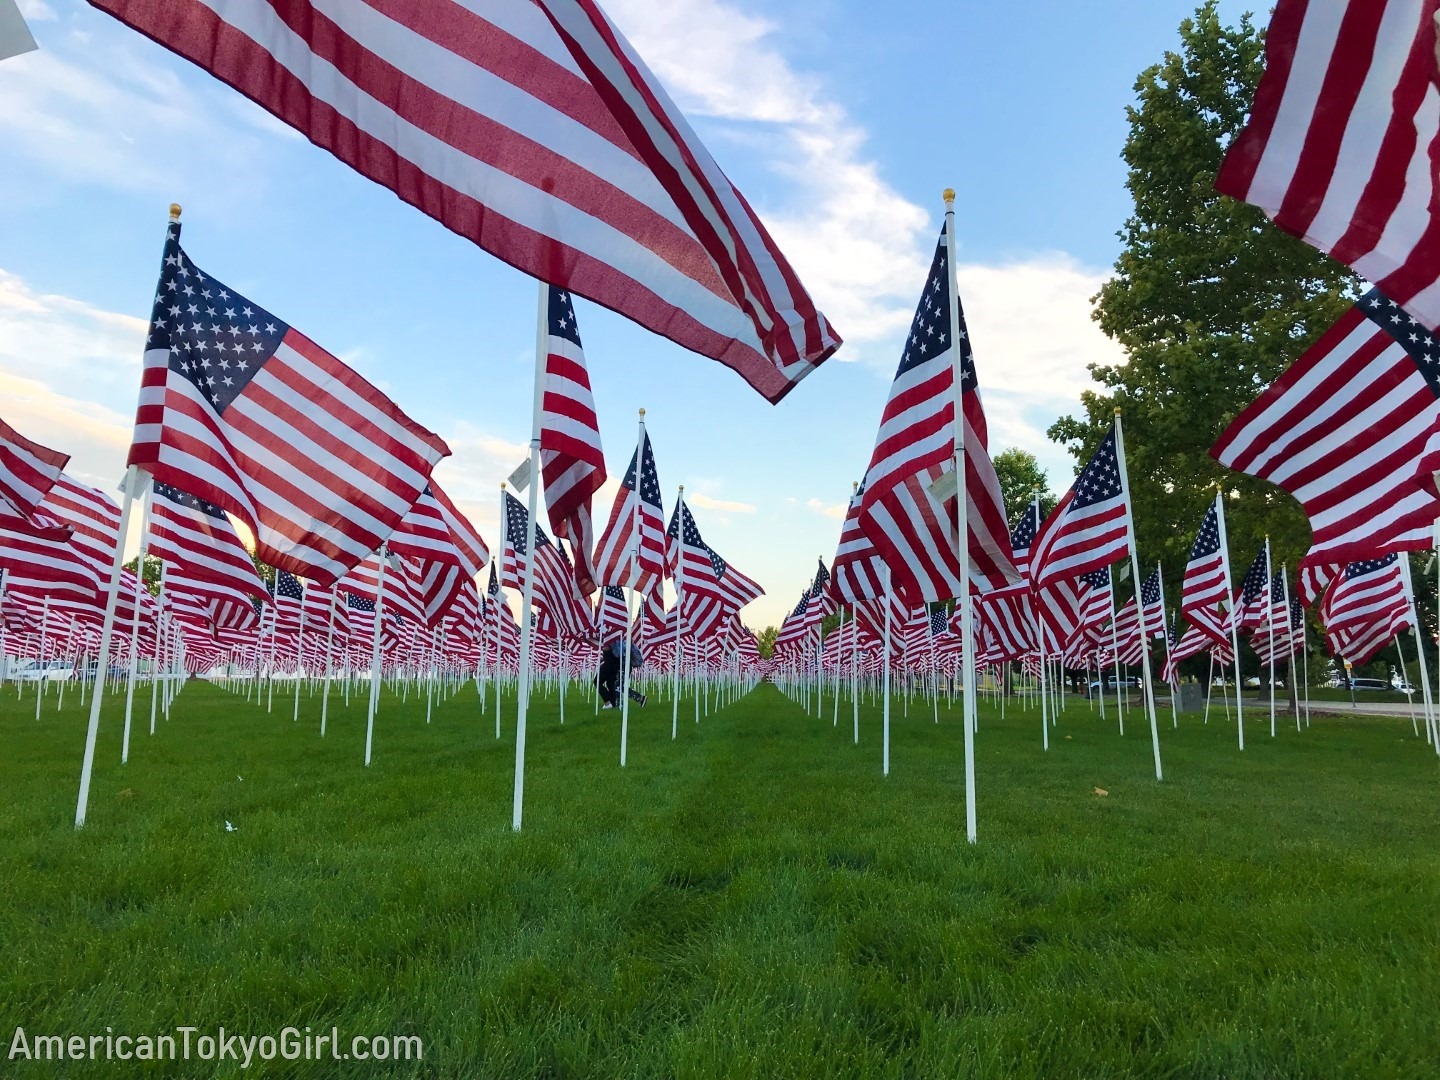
[[274, 571, 304, 602], [547, 286, 583, 348], [153, 480, 229, 523], [1238, 550, 1269, 605], [1139, 569, 1161, 607], [620, 431, 664, 512], [1362, 288, 1440, 394], [667, 501, 706, 547], [1072, 427, 1124, 509], [1081, 567, 1110, 590], [147, 224, 288, 413], [503, 491, 552, 555], [1010, 501, 1039, 553], [810, 560, 830, 598], [1188, 503, 1221, 561], [1344, 553, 1398, 579], [896, 225, 955, 378]]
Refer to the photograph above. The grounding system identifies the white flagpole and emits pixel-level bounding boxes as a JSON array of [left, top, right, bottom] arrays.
[[1154, 566, 1178, 728], [671, 486, 685, 740], [619, 410, 646, 769], [943, 189, 979, 842], [1213, 491, 1244, 750], [1112, 409, 1163, 781], [34, 594, 50, 723], [148, 562, 167, 734], [511, 282, 550, 830], [75, 463, 150, 828], [1398, 555, 1438, 751], [1108, 583, 1123, 735], [1265, 536, 1276, 738], [882, 564, 893, 776], [1279, 565, 1301, 731], [320, 586, 336, 737], [293, 581, 306, 723], [364, 545, 389, 765], [120, 482, 154, 764]]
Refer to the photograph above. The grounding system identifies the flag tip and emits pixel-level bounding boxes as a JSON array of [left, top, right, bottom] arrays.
[[942, 188, 955, 203], [1113, 406, 1122, 416], [638, 408, 646, 418], [168, 203, 182, 221]]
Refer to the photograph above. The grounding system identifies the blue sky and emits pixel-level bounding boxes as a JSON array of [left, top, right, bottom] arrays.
[[0, 0, 1250, 628]]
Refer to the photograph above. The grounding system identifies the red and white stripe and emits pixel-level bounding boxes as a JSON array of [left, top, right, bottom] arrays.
[[1320, 560, 1409, 635], [149, 484, 267, 601], [91, 0, 837, 402], [0, 511, 99, 601], [1212, 295, 1440, 565], [1216, 0, 1440, 329], [0, 416, 68, 518]]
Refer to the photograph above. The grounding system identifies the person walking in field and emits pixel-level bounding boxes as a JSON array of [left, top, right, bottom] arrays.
[[597, 639, 645, 708]]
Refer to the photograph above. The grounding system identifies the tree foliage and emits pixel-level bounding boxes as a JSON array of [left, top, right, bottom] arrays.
[[756, 625, 778, 659], [992, 448, 1057, 523], [1047, 2, 1358, 590]]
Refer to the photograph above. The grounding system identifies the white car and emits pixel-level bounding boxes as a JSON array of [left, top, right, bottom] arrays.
[[8, 660, 75, 684]]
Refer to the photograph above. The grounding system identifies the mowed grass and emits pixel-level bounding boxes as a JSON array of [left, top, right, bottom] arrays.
[[1, 676, 1438, 1078]]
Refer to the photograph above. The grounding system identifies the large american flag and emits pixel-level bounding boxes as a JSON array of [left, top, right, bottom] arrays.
[[499, 490, 593, 640], [858, 223, 1016, 601], [592, 427, 666, 594], [0, 416, 67, 518], [705, 544, 764, 613], [1181, 499, 1231, 647], [1329, 605, 1412, 667], [539, 286, 605, 595], [1009, 499, 1041, 582], [1216, 0, 1440, 330], [1212, 288, 1440, 565], [127, 223, 449, 586], [1029, 425, 1129, 588], [149, 481, 267, 603], [88, 0, 838, 403], [0, 510, 96, 601]]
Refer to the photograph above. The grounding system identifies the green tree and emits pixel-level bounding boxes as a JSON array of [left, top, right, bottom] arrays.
[[992, 448, 1056, 522], [1047, 2, 1357, 601], [123, 554, 164, 596], [756, 625, 778, 659]]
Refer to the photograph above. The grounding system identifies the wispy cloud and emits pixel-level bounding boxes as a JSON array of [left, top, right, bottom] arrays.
[[805, 497, 847, 520], [688, 492, 756, 515]]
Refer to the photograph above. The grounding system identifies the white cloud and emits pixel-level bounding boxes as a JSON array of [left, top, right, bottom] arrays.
[[18, 1, 57, 20], [688, 492, 756, 515], [0, 16, 279, 201]]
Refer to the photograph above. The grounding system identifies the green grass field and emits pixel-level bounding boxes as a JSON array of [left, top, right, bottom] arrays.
[[2, 676, 1437, 1078]]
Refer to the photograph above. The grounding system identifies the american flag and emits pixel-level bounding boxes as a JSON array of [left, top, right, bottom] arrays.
[[667, 498, 724, 604], [1320, 555, 1409, 636], [1111, 568, 1164, 650], [976, 584, 1035, 661], [89, 0, 838, 403], [149, 481, 267, 603], [388, 486, 463, 567], [1163, 619, 1212, 684], [1035, 578, 1084, 655], [272, 570, 305, 630], [772, 590, 812, 654], [1181, 499, 1231, 647], [802, 559, 834, 634], [540, 286, 605, 595], [1233, 550, 1272, 633], [127, 224, 449, 585], [0, 509, 96, 601], [858, 223, 1017, 601], [1029, 425, 1130, 588], [1216, 0, 1440, 330], [0, 416, 67, 518], [1329, 605, 1412, 667], [641, 588, 676, 648], [830, 480, 887, 604], [499, 491, 593, 641], [39, 475, 156, 625], [339, 552, 426, 627], [1075, 567, 1114, 648], [705, 544, 764, 613], [1213, 288, 1440, 565], [596, 585, 630, 645], [1010, 499, 1041, 582], [592, 428, 666, 594]]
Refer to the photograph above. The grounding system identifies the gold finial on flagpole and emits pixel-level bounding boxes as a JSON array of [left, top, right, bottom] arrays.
[[168, 203, 182, 221], [1114, 406, 1122, 416], [639, 408, 646, 418], [500, 482, 506, 491], [942, 188, 955, 203]]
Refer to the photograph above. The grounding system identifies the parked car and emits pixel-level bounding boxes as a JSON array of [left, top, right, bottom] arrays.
[[8, 659, 75, 684], [1087, 675, 1141, 695], [1349, 677, 1391, 692]]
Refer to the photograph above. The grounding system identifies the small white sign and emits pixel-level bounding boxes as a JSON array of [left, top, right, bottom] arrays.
[[926, 468, 958, 504], [507, 458, 533, 493]]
